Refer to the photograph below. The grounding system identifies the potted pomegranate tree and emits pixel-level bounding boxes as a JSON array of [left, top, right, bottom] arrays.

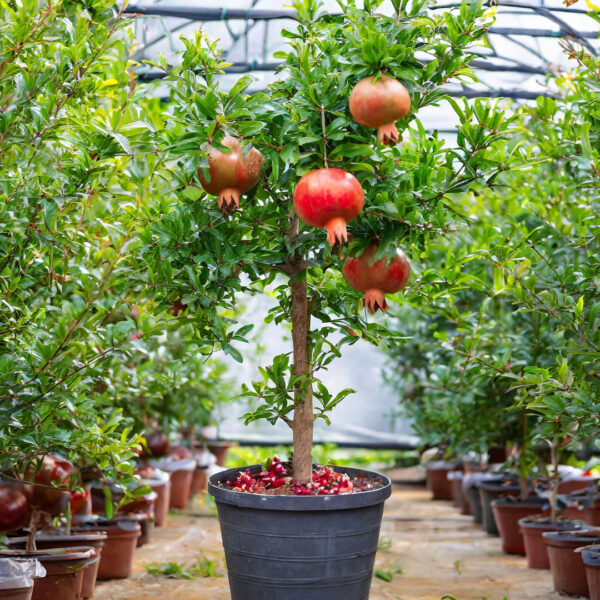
[[141, 0, 522, 596]]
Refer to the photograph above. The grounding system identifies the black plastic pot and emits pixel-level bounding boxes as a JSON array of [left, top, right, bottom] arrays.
[[463, 473, 503, 524], [209, 465, 391, 600], [478, 479, 521, 535]]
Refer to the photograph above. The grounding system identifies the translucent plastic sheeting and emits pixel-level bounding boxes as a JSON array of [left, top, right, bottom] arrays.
[[0, 558, 46, 590]]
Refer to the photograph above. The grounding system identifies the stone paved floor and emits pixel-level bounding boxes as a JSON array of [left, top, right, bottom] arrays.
[[94, 486, 563, 600]]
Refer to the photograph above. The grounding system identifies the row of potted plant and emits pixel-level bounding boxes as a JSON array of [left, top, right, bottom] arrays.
[[0, 434, 231, 600], [426, 451, 600, 598]]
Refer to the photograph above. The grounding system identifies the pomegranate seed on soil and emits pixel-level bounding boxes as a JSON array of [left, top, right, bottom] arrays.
[[222, 457, 383, 496]]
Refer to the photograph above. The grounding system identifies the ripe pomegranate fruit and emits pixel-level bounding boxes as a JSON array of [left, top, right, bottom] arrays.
[[343, 244, 410, 313], [69, 489, 90, 515], [198, 135, 263, 214], [24, 455, 76, 516], [293, 168, 364, 245], [349, 75, 411, 145], [146, 431, 171, 458], [0, 482, 31, 532]]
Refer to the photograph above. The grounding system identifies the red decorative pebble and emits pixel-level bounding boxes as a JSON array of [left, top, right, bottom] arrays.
[[225, 458, 372, 496]]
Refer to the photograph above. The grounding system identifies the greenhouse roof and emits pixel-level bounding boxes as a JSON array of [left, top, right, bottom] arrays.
[[128, 0, 599, 130]]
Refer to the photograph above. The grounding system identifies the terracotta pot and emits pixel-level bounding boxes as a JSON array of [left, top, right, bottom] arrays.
[[169, 468, 193, 509], [0, 547, 94, 600], [478, 480, 521, 535], [90, 484, 156, 516], [492, 497, 549, 555], [13, 532, 106, 599], [588, 502, 600, 527], [519, 516, 587, 570], [148, 459, 196, 510], [581, 545, 600, 600], [544, 529, 600, 597], [559, 477, 598, 495], [72, 520, 141, 580], [149, 477, 170, 527], [207, 441, 237, 467], [0, 588, 32, 600], [115, 512, 152, 548], [190, 467, 208, 497], [564, 492, 600, 526], [426, 462, 458, 501], [447, 471, 464, 511]]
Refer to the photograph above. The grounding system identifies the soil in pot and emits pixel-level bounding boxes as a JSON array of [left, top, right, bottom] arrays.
[[71, 518, 141, 580], [209, 464, 391, 600], [544, 529, 600, 597], [426, 462, 459, 501], [11, 532, 106, 600], [492, 497, 550, 555], [581, 545, 600, 600], [478, 478, 521, 536], [519, 516, 587, 570], [0, 547, 94, 600]]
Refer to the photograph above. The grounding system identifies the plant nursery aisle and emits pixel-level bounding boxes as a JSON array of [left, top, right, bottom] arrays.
[[93, 485, 561, 600]]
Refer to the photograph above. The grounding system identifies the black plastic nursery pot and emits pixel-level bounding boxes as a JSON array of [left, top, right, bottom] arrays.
[[209, 465, 392, 600], [478, 479, 521, 536]]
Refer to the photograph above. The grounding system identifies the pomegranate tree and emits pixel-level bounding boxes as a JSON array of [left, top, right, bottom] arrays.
[[293, 168, 364, 245], [198, 135, 263, 214], [343, 244, 411, 313], [349, 76, 411, 145], [149, 0, 516, 488]]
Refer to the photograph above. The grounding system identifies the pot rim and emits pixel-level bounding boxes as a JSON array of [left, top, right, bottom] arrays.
[[580, 545, 600, 566], [148, 458, 196, 473], [518, 516, 587, 530], [209, 464, 391, 511], [35, 532, 108, 544], [542, 528, 600, 544], [0, 547, 94, 562], [492, 497, 547, 509]]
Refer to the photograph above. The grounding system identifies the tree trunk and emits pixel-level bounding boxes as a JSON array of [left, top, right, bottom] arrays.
[[26, 508, 41, 552], [549, 439, 559, 524], [291, 276, 313, 484]]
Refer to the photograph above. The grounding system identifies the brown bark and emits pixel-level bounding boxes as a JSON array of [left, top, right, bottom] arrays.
[[288, 213, 313, 484], [549, 439, 559, 524], [291, 277, 313, 484], [26, 508, 41, 552]]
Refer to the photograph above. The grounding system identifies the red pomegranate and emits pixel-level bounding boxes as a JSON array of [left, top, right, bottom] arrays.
[[24, 455, 76, 516], [146, 431, 171, 458], [293, 168, 364, 246], [349, 75, 411, 145], [0, 482, 31, 532], [198, 135, 263, 214], [343, 244, 411, 312], [69, 488, 90, 515]]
